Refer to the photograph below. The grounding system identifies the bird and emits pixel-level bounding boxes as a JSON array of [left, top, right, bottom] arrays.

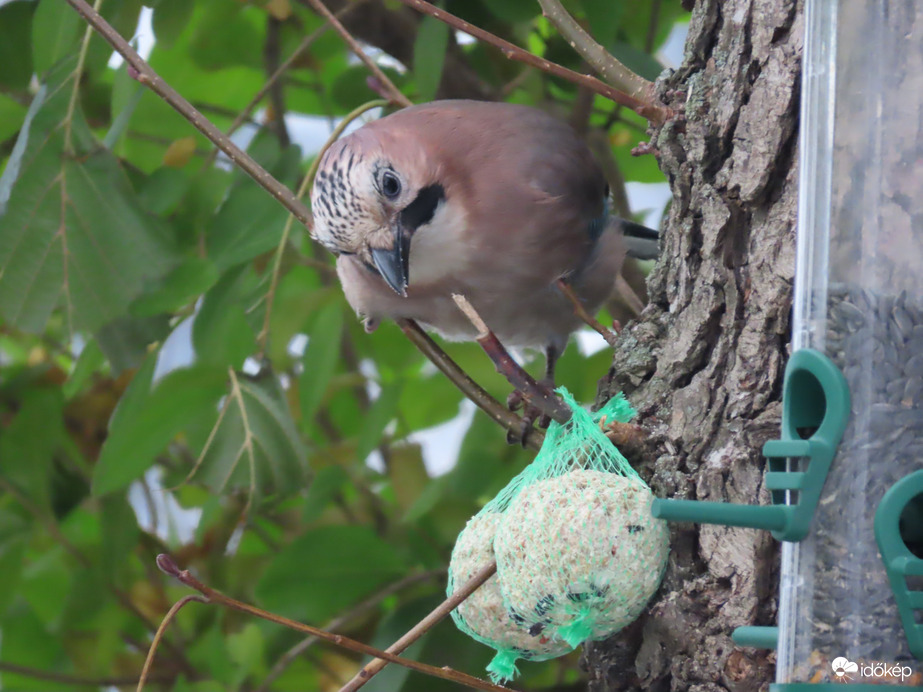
[[310, 100, 657, 437]]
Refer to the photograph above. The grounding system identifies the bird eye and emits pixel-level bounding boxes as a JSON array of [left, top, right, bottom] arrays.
[[380, 170, 402, 199]]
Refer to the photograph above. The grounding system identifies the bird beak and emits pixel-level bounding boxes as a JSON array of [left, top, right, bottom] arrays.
[[370, 222, 410, 297]]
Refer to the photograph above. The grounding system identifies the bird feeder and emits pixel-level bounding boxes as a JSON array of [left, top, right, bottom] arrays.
[[652, 0, 923, 687]]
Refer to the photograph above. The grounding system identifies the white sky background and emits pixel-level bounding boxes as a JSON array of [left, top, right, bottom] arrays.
[[98, 9, 689, 536]]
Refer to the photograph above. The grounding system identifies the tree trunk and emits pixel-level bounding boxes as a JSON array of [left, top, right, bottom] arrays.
[[587, 0, 803, 689]]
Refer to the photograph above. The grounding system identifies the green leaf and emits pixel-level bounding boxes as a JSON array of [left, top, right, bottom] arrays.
[[192, 268, 258, 368], [0, 1, 34, 90], [0, 73, 178, 334], [188, 373, 309, 499], [610, 40, 664, 82], [226, 622, 265, 678], [0, 532, 26, 617], [478, 0, 538, 24], [331, 65, 401, 111], [0, 80, 48, 216], [21, 546, 71, 628], [93, 363, 227, 495], [152, 0, 196, 47], [413, 13, 449, 101], [100, 495, 139, 578], [84, 0, 144, 78], [301, 465, 349, 523], [205, 180, 289, 272], [188, 0, 263, 71], [95, 314, 172, 374], [581, 0, 624, 46], [268, 269, 330, 365], [0, 94, 27, 146], [131, 256, 220, 317], [138, 166, 190, 216], [103, 81, 145, 150], [299, 301, 344, 425], [31, 0, 81, 75], [0, 388, 64, 513], [0, 604, 68, 690], [355, 382, 403, 463], [256, 525, 405, 621], [63, 338, 105, 399], [398, 370, 461, 431], [363, 597, 433, 692]]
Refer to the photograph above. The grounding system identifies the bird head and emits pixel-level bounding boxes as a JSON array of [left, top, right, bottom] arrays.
[[310, 130, 445, 297]]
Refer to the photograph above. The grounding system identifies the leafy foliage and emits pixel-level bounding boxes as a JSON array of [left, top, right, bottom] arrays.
[[0, 0, 682, 689]]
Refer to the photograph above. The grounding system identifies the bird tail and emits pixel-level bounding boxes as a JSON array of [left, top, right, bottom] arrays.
[[620, 220, 660, 261]]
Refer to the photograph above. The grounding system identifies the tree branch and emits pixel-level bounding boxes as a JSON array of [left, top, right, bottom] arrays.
[[315, 0, 494, 101], [301, 0, 412, 108], [256, 569, 445, 692], [202, 1, 366, 168], [0, 477, 198, 676], [137, 595, 207, 692], [257, 99, 388, 356], [63, 0, 314, 231], [394, 0, 670, 124], [451, 296, 571, 425], [586, 129, 631, 217], [339, 562, 497, 691], [536, 0, 655, 102], [155, 555, 514, 692], [64, 0, 542, 453], [397, 319, 544, 450], [555, 279, 619, 348]]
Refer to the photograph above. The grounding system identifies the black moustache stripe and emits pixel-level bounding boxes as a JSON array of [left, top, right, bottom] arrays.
[[400, 184, 445, 231]]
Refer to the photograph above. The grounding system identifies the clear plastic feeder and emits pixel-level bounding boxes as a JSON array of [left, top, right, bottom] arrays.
[[778, 0, 923, 686]]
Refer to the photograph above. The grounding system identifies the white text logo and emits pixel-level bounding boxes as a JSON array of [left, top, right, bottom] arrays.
[[832, 657, 913, 683]]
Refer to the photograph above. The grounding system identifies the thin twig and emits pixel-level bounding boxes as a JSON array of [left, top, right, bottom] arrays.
[[155, 555, 514, 692], [257, 569, 445, 692], [137, 595, 207, 692], [257, 98, 388, 355], [340, 562, 497, 691], [63, 0, 313, 231], [615, 274, 645, 316], [397, 319, 544, 450], [201, 2, 365, 168], [555, 279, 619, 348], [451, 296, 571, 424], [0, 477, 197, 674], [301, 0, 412, 108], [586, 129, 631, 218], [537, 0, 654, 101], [64, 0, 103, 154], [226, 368, 258, 514], [394, 0, 670, 124], [599, 416, 648, 457], [66, 0, 541, 450]]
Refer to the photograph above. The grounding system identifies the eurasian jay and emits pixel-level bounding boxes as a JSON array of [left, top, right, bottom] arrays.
[[310, 100, 656, 430]]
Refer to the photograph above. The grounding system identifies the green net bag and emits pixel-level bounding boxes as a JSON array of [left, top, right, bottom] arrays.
[[447, 389, 670, 683]]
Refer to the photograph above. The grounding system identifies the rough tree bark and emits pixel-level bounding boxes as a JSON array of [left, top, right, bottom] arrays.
[[587, 1, 803, 690]]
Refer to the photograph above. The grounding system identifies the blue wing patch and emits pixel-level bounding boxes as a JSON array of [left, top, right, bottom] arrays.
[[586, 199, 610, 242]]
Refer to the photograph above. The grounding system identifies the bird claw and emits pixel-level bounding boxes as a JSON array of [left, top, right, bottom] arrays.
[[506, 390, 551, 447], [506, 389, 525, 411]]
